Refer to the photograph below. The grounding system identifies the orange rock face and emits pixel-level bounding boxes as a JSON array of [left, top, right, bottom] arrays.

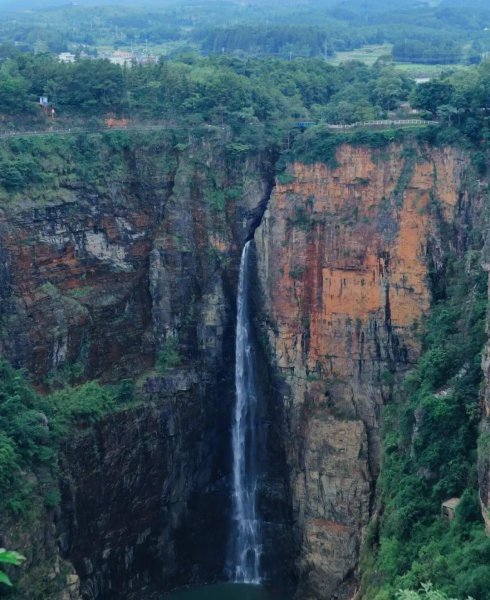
[[256, 143, 462, 598]]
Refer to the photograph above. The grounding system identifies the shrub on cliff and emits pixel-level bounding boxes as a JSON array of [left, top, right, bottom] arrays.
[[0, 549, 25, 588], [0, 360, 137, 515], [396, 583, 469, 600], [157, 337, 182, 373]]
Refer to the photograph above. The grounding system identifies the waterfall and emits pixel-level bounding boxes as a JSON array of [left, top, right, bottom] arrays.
[[230, 240, 261, 584]]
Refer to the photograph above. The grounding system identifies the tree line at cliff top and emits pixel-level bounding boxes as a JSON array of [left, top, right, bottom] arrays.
[[0, 51, 490, 131], [0, 51, 412, 124]]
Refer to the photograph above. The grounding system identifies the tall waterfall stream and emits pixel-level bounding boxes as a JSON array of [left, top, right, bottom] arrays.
[[165, 242, 292, 599], [230, 240, 261, 583]]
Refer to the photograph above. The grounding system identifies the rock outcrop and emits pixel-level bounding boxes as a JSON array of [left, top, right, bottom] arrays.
[[0, 132, 275, 384], [480, 241, 490, 535], [255, 144, 465, 598]]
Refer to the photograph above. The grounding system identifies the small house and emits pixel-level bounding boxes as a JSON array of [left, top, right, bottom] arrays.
[[39, 97, 55, 119], [58, 52, 76, 63]]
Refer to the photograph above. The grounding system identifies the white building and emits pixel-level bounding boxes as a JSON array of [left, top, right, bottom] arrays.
[[58, 52, 76, 63]]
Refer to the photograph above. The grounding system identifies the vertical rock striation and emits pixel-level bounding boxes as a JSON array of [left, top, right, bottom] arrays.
[[255, 144, 464, 598], [0, 134, 276, 385], [54, 143, 279, 598]]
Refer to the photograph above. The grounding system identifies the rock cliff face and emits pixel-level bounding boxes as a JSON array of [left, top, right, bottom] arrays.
[[255, 144, 469, 599], [58, 370, 230, 599], [0, 132, 285, 598], [0, 134, 274, 384], [2, 133, 489, 599]]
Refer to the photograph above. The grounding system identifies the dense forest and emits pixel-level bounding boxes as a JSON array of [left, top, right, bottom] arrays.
[[0, 0, 488, 64], [1, 50, 489, 123]]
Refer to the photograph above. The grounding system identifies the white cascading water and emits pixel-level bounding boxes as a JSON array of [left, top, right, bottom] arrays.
[[230, 240, 261, 584]]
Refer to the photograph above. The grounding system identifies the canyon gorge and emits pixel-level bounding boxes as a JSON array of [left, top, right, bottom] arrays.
[[0, 128, 489, 600]]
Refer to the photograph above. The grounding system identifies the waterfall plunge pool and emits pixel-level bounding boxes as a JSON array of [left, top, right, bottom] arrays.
[[164, 583, 292, 600]]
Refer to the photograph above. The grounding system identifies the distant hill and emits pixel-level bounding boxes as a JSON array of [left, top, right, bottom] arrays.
[[0, 0, 176, 10], [441, 0, 490, 6], [1, 0, 488, 10]]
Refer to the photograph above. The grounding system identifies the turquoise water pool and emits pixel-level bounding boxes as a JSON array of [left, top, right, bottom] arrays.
[[164, 583, 292, 600]]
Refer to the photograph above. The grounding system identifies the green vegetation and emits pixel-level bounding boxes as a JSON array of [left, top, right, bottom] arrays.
[[275, 172, 296, 185], [0, 549, 25, 588], [282, 57, 490, 167], [0, 5, 489, 598], [289, 265, 305, 280], [328, 45, 393, 67], [396, 583, 470, 600], [0, 359, 136, 516], [0, 52, 414, 127], [0, 42, 487, 167], [289, 206, 314, 233], [0, 52, 434, 208], [287, 126, 409, 167], [0, 129, 176, 201], [157, 337, 181, 373], [205, 188, 226, 213], [362, 251, 490, 599], [392, 40, 464, 66]]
